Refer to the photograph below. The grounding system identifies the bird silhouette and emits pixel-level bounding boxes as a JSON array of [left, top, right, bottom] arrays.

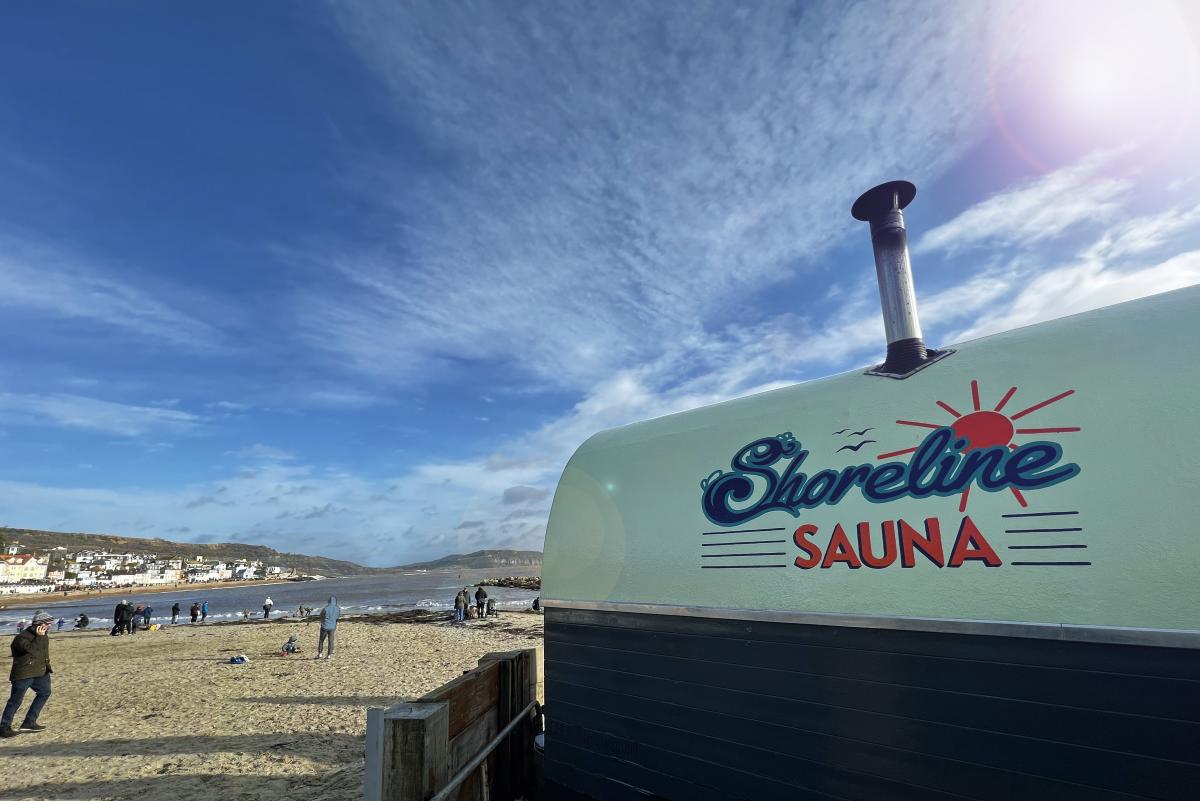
[[832, 428, 850, 435], [837, 440, 877, 452], [850, 427, 874, 436]]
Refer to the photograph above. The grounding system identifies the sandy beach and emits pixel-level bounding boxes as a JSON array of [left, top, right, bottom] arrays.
[[0, 612, 544, 800]]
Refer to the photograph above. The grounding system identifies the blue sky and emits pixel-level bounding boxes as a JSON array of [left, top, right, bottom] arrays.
[[1, 1, 1198, 566]]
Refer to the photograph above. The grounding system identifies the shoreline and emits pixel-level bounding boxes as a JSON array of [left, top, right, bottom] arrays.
[[0, 577, 311, 610]]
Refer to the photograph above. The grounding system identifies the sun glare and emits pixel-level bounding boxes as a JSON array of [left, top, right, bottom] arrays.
[[989, 0, 1200, 170]]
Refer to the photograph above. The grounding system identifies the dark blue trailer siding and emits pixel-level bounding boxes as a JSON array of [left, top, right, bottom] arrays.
[[544, 607, 1200, 801]]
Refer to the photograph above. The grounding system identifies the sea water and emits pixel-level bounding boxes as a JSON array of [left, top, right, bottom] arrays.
[[0, 570, 538, 628]]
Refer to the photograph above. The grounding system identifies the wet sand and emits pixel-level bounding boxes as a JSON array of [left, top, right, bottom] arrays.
[[0, 611, 544, 800]]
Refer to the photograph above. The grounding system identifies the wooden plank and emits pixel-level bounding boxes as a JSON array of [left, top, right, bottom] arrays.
[[421, 661, 500, 739], [447, 712, 497, 801], [494, 656, 513, 800], [382, 702, 448, 801], [364, 707, 384, 801]]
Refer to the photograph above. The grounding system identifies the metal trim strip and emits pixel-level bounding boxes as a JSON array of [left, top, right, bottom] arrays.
[[541, 599, 1200, 650]]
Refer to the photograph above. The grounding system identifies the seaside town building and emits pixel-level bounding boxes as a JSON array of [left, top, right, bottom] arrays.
[[0, 540, 294, 594], [0, 553, 50, 582]]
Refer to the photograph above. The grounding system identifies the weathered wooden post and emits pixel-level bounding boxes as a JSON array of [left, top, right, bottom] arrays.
[[365, 702, 449, 801]]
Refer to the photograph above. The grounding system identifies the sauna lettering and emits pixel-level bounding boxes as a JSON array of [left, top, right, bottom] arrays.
[[792, 516, 1001, 569], [700, 427, 1079, 527]]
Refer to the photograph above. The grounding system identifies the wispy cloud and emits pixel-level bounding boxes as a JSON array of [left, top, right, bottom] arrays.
[[947, 250, 1200, 343], [915, 153, 1129, 255], [0, 393, 201, 437], [306, 1, 1010, 391], [0, 232, 224, 350], [227, 443, 296, 462], [1084, 202, 1200, 261]]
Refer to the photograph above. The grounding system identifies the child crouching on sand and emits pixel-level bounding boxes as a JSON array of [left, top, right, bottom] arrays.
[[280, 635, 300, 656]]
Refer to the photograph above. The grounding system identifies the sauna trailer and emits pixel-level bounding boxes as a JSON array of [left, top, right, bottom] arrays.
[[541, 181, 1200, 801]]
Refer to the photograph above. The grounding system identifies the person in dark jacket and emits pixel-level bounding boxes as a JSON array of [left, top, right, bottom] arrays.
[[1, 611, 54, 737], [142, 606, 153, 628], [130, 605, 144, 635], [112, 601, 130, 636], [190, 602, 200, 624], [171, 602, 180, 625], [73, 614, 89, 630], [453, 591, 466, 622], [474, 587, 488, 618]]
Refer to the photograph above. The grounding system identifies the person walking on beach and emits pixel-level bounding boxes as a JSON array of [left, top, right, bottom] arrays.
[[171, 602, 180, 625], [263, 597, 273, 619], [55, 619, 64, 632], [130, 605, 144, 635], [142, 606, 153, 628], [315, 596, 339, 661], [201, 601, 209, 623], [190, 602, 200, 624], [1, 611, 55, 738], [474, 587, 488, 619], [73, 614, 89, 630], [453, 590, 466, 622]]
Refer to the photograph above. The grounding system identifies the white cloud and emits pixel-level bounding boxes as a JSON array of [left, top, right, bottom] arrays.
[[1084, 202, 1200, 261], [0, 232, 224, 350], [947, 250, 1200, 343], [303, 1, 1013, 391], [915, 153, 1129, 255], [227, 443, 296, 462], [0, 393, 201, 437]]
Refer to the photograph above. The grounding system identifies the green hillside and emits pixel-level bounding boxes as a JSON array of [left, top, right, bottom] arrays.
[[0, 527, 374, 577], [395, 549, 543, 570]]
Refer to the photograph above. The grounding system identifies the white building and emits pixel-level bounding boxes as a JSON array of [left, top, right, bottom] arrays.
[[0, 554, 49, 583]]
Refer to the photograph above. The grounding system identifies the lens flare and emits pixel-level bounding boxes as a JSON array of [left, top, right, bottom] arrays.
[[988, 0, 1200, 173]]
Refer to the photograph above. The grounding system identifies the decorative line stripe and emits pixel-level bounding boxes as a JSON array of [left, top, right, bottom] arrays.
[[1002, 511, 1079, 518], [994, 386, 1018, 412], [699, 564, 789, 569], [877, 446, 919, 460], [1005, 527, 1083, 533], [1010, 389, 1075, 420], [701, 539, 787, 547], [540, 599, 1200, 649], [1007, 545, 1087, 550], [701, 527, 787, 535], [701, 552, 788, 558], [936, 400, 961, 417], [1010, 561, 1092, 566]]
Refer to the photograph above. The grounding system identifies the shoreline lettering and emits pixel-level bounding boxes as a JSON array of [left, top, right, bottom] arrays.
[[701, 427, 1079, 527]]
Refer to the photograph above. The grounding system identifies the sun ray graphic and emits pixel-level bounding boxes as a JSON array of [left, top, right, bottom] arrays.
[[880, 381, 1081, 511]]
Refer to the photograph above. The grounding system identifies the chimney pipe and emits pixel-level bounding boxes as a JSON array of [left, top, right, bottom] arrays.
[[852, 180, 941, 377]]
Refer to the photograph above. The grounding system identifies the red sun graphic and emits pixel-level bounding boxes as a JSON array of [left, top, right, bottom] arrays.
[[877, 380, 1081, 512]]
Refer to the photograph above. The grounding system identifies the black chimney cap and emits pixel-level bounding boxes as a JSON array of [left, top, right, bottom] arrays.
[[851, 180, 916, 222]]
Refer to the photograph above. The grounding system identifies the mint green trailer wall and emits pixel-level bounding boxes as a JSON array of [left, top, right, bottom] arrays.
[[544, 285, 1200, 634]]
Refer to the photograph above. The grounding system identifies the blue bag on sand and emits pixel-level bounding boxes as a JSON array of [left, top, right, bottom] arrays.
[[229, 655, 248, 664]]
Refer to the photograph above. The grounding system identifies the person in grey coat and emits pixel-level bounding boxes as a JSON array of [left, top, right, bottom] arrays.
[[316, 596, 339, 661]]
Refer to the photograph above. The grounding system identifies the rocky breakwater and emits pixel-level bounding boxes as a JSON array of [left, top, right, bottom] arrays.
[[478, 576, 541, 590]]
